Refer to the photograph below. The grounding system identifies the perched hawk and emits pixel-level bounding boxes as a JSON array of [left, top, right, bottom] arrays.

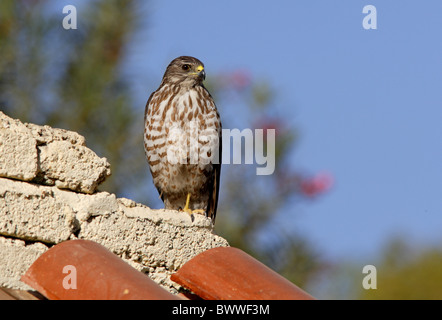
[[144, 56, 222, 223]]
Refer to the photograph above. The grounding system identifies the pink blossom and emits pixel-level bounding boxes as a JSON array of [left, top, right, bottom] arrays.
[[230, 69, 251, 90], [300, 172, 334, 197]]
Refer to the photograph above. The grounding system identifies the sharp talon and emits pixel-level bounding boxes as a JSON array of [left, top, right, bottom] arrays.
[[182, 193, 205, 222]]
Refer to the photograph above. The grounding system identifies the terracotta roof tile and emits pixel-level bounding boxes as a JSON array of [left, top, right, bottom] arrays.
[[171, 247, 315, 300], [21, 240, 180, 300], [19, 239, 313, 300]]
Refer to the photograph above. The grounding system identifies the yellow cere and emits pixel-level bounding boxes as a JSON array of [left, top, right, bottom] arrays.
[[197, 65, 204, 72]]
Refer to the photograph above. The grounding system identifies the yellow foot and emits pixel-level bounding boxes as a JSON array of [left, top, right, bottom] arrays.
[[181, 193, 205, 222]]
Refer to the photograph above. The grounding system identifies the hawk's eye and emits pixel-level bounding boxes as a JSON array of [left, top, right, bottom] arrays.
[[182, 64, 191, 71]]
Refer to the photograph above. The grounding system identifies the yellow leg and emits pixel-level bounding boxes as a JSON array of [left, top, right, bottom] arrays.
[[182, 193, 205, 221]]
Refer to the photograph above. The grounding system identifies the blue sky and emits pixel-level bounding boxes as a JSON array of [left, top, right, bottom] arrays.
[[55, 0, 442, 262], [128, 0, 442, 262]]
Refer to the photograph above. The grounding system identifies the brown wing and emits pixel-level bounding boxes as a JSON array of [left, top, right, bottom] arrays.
[[206, 133, 221, 224], [144, 90, 165, 202], [144, 91, 154, 123]]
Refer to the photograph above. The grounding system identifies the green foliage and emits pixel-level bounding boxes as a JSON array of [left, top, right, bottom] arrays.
[[314, 237, 442, 299], [359, 238, 442, 300]]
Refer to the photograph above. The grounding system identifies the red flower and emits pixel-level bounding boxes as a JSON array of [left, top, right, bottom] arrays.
[[300, 172, 334, 197], [230, 69, 251, 90], [253, 117, 283, 139]]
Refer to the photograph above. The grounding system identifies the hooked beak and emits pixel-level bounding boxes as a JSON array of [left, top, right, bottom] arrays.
[[196, 65, 206, 80]]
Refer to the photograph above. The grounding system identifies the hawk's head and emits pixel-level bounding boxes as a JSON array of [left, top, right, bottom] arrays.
[[161, 56, 206, 87]]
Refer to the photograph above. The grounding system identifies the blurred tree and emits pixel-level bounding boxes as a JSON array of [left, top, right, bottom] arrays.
[[312, 237, 442, 299], [0, 0, 148, 200], [0, 0, 330, 288], [358, 238, 442, 299]]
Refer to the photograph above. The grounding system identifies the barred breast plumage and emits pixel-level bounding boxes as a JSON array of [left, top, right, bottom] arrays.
[[143, 56, 221, 223]]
